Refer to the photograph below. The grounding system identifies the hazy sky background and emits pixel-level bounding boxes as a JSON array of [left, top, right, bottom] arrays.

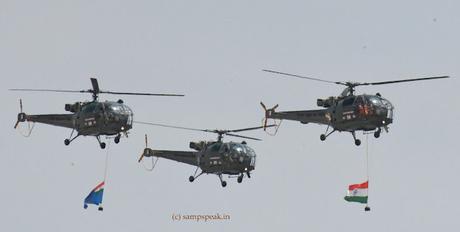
[[1, 0, 459, 231]]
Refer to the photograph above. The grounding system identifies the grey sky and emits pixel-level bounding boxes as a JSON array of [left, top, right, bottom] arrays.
[[1, 0, 459, 231]]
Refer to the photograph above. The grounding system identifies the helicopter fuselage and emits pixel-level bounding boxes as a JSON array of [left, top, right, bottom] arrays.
[[142, 140, 257, 187], [324, 94, 394, 132], [269, 94, 393, 132], [73, 101, 133, 136], [18, 100, 133, 137], [264, 93, 394, 145]]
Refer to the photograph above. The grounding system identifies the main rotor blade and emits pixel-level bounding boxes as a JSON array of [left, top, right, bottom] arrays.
[[90, 78, 100, 94], [228, 124, 276, 133], [134, 121, 270, 139], [134, 121, 206, 132], [263, 69, 344, 85], [9, 88, 87, 93], [9, 89, 184, 97], [99, 91, 184, 97], [225, 133, 261, 141], [363, 76, 450, 86]]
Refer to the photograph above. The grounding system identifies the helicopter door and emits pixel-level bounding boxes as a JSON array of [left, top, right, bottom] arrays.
[[80, 103, 98, 129], [340, 96, 357, 122], [127, 109, 133, 126], [250, 155, 256, 167], [355, 96, 369, 118]]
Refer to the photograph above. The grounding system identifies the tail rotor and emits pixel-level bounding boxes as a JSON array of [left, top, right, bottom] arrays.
[[14, 99, 26, 129], [260, 102, 278, 130], [138, 134, 150, 163], [138, 134, 159, 171]]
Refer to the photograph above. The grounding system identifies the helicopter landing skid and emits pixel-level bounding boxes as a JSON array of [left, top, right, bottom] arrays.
[[114, 134, 121, 144], [351, 131, 361, 146], [320, 125, 336, 141], [189, 167, 204, 183], [64, 129, 80, 146], [96, 136, 106, 149], [218, 174, 227, 188]]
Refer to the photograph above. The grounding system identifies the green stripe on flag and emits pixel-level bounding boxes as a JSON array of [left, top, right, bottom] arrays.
[[344, 196, 368, 204]]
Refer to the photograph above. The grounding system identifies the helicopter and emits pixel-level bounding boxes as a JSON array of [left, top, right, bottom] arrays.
[[261, 69, 450, 146], [10, 78, 184, 149], [136, 122, 274, 187]]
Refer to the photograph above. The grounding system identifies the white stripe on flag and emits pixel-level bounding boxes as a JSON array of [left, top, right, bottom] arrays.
[[347, 188, 368, 197]]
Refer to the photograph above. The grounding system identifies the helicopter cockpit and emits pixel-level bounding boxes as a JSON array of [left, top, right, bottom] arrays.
[[106, 102, 134, 126], [217, 142, 256, 168], [80, 102, 134, 128], [354, 95, 394, 121]]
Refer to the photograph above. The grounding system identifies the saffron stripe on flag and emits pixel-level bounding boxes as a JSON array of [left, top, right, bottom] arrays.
[[348, 181, 368, 191]]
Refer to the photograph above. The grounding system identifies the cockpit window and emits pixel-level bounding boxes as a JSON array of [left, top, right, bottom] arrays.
[[367, 96, 383, 106], [230, 143, 245, 155], [81, 103, 97, 113], [107, 103, 132, 115], [110, 105, 123, 112], [209, 143, 222, 152], [343, 97, 356, 106]]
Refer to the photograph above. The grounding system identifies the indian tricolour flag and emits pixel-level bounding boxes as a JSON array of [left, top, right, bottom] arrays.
[[84, 181, 105, 209], [344, 181, 368, 204]]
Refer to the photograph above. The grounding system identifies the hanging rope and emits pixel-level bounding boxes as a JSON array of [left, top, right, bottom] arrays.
[[365, 133, 371, 211], [366, 133, 369, 181], [103, 140, 111, 183]]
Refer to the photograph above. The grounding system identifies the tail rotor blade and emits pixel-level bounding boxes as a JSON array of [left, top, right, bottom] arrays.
[[263, 118, 268, 131], [14, 121, 20, 129], [138, 152, 145, 163], [260, 102, 267, 110], [260, 102, 268, 130], [14, 99, 25, 129], [139, 134, 149, 162]]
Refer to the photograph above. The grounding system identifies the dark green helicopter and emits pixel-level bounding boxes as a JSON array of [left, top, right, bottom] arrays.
[[136, 122, 274, 187], [11, 78, 183, 149], [261, 69, 450, 146]]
